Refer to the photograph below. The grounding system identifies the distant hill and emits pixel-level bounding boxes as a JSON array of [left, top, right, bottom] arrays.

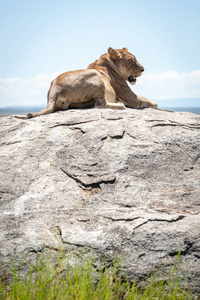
[[0, 106, 44, 116], [157, 98, 200, 114], [162, 107, 200, 114], [157, 98, 200, 108]]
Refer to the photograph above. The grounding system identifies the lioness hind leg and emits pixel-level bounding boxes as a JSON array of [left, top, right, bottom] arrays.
[[94, 99, 126, 110]]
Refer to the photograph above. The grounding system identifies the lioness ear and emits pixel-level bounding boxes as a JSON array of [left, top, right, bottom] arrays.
[[122, 47, 128, 51], [108, 47, 122, 60]]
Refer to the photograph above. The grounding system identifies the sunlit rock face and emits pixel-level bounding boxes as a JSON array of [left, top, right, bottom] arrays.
[[0, 108, 200, 294]]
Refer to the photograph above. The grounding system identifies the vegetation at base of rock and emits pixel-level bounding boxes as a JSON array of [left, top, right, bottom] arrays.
[[0, 252, 193, 300]]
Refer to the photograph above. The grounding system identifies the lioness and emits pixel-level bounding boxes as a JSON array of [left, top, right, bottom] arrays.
[[27, 47, 157, 118]]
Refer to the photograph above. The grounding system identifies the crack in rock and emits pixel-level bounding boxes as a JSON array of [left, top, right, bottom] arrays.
[[50, 119, 97, 128], [102, 216, 140, 222], [53, 226, 98, 250], [193, 152, 200, 164], [148, 215, 185, 222], [108, 130, 125, 139], [168, 240, 194, 257], [60, 167, 116, 190], [23, 225, 98, 253], [23, 244, 61, 254], [133, 219, 149, 230], [133, 215, 185, 231], [151, 122, 200, 130]]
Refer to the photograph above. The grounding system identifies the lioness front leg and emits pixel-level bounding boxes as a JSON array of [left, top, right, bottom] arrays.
[[116, 84, 157, 109], [137, 95, 158, 108], [94, 99, 126, 109]]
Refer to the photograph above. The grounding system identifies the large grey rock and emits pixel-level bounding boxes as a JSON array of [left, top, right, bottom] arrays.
[[0, 108, 200, 293]]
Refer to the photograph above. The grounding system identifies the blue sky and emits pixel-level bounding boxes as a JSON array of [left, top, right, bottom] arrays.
[[0, 0, 200, 108]]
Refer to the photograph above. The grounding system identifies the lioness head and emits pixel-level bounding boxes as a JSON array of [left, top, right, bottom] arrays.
[[108, 47, 144, 85]]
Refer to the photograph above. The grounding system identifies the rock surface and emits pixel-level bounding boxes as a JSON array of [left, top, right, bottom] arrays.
[[0, 108, 200, 293]]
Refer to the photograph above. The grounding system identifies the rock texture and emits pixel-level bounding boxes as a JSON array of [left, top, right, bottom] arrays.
[[0, 108, 200, 293]]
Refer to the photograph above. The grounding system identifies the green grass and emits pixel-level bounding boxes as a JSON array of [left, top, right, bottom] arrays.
[[0, 252, 193, 300]]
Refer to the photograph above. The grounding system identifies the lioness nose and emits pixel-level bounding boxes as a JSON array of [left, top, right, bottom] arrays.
[[141, 67, 144, 72]]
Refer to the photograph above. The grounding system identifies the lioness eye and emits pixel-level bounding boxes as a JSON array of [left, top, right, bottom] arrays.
[[130, 59, 134, 64]]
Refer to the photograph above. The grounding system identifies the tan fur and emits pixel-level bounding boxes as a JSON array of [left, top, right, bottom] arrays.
[[27, 47, 157, 118]]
